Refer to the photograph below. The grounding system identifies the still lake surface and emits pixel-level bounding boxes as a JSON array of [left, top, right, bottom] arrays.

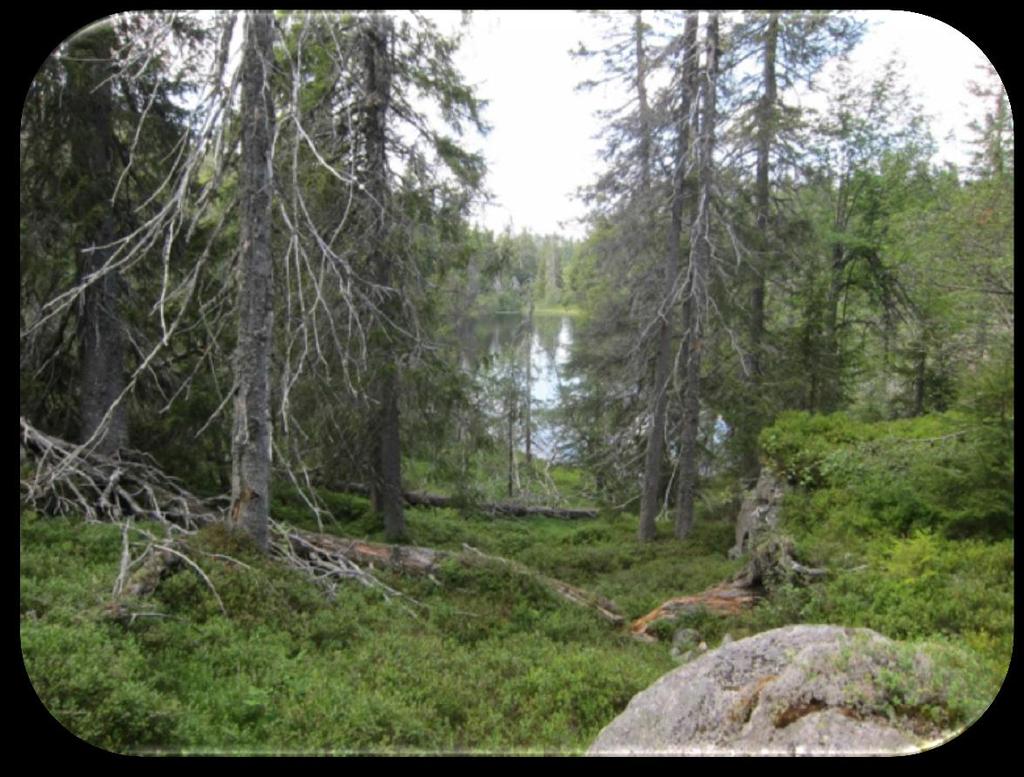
[[456, 312, 578, 460]]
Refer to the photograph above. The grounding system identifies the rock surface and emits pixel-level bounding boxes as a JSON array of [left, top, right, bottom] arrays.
[[588, 625, 953, 756], [729, 468, 786, 559], [670, 628, 708, 664]]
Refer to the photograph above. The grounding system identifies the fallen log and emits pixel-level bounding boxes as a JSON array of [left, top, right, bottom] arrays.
[[631, 582, 760, 639], [282, 527, 625, 626], [331, 481, 598, 520], [632, 534, 827, 640]]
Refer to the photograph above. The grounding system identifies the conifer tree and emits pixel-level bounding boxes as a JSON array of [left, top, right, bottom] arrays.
[[675, 12, 719, 539], [230, 11, 277, 550], [638, 12, 698, 541]]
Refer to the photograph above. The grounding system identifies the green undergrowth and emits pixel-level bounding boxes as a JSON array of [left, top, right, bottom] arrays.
[[273, 478, 742, 620], [20, 409, 1012, 752], [760, 410, 1012, 539], [402, 452, 600, 509], [21, 509, 695, 755], [751, 410, 1013, 709]]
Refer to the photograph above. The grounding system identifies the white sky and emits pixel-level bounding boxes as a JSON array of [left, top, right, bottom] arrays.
[[422, 10, 1003, 239]]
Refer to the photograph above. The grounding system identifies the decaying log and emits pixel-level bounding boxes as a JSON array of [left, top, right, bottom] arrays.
[[632, 583, 760, 639], [332, 481, 598, 520], [632, 534, 827, 640], [282, 528, 625, 626]]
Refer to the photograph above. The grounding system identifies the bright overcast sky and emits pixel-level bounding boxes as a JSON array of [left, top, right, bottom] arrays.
[[421, 10, 1002, 239]]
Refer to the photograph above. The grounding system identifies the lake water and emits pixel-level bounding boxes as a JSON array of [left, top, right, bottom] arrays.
[[457, 312, 577, 460], [456, 311, 731, 470]]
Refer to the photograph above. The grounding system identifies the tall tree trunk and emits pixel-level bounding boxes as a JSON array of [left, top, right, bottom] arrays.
[[742, 12, 778, 482], [525, 296, 533, 466], [69, 27, 128, 455], [912, 336, 927, 417], [639, 13, 698, 542], [750, 14, 777, 381], [363, 14, 406, 542], [546, 246, 560, 302], [633, 11, 652, 195], [507, 399, 516, 498], [230, 12, 276, 551], [821, 240, 846, 413], [676, 13, 719, 540]]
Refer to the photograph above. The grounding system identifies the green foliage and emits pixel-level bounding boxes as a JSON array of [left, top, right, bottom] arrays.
[[22, 620, 182, 751], [749, 410, 1013, 698], [271, 481, 372, 529], [821, 634, 1001, 732], [760, 410, 1013, 539], [22, 401, 1012, 754], [21, 511, 681, 754]]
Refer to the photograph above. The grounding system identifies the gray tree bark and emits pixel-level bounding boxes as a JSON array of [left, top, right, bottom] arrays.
[[69, 28, 128, 455], [524, 296, 533, 465], [639, 13, 698, 541], [676, 13, 719, 540], [742, 12, 779, 482], [230, 12, 277, 551], [361, 14, 407, 542]]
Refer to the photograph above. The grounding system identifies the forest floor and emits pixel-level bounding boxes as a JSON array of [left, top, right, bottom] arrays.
[[20, 413, 1013, 755]]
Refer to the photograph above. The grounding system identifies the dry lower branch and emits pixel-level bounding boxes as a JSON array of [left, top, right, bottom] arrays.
[[21, 417, 222, 530]]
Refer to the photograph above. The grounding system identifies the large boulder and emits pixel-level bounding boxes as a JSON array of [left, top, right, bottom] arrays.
[[588, 625, 958, 756]]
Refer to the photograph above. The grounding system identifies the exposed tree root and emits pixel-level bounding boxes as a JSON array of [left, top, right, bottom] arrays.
[[632, 535, 827, 640], [21, 417, 221, 530]]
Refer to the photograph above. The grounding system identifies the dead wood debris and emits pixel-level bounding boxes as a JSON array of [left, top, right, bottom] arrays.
[[331, 480, 599, 520], [632, 535, 827, 640], [275, 528, 625, 625], [21, 417, 220, 530], [21, 418, 421, 616], [20, 418, 621, 626]]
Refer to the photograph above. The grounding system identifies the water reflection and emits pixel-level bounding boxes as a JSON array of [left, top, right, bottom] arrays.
[[457, 312, 575, 460]]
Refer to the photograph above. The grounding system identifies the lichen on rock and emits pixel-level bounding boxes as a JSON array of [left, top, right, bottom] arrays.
[[588, 625, 967, 756]]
